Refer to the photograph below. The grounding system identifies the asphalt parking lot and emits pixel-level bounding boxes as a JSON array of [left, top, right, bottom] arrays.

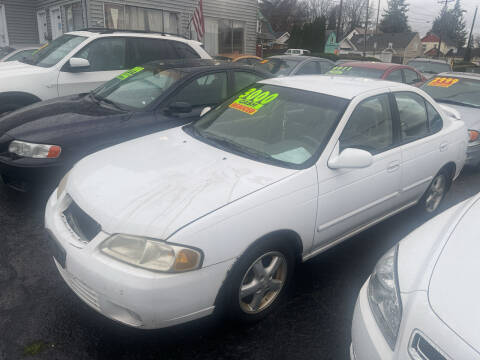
[[1, 168, 479, 360]]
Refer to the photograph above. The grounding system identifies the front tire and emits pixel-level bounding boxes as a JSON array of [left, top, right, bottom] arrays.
[[221, 239, 295, 323]]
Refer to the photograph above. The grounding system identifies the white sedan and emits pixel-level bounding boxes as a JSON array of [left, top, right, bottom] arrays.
[[45, 76, 467, 329], [351, 194, 480, 359]]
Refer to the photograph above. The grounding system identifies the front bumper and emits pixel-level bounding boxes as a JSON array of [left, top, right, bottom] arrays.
[[45, 191, 235, 329], [466, 143, 480, 167], [0, 155, 65, 191]]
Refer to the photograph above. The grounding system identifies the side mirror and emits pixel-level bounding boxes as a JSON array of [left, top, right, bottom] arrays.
[[68, 57, 90, 71], [200, 106, 212, 117], [328, 148, 373, 169], [168, 101, 192, 114]]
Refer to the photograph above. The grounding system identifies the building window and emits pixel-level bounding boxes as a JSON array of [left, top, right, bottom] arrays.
[[104, 3, 179, 34], [64, 2, 84, 32], [195, 18, 244, 56]]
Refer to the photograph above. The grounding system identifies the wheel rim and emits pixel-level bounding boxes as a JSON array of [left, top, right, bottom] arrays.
[[238, 251, 287, 314], [425, 175, 446, 213]]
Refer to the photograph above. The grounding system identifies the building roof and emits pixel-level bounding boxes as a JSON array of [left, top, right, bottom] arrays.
[[447, 47, 480, 58], [424, 48, 445, 57], [421, 32, 456, 47], [259, 75, 413, 100], [350, 32, 417, 52]]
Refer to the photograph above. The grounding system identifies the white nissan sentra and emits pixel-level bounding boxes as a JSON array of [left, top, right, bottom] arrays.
[[45, 76, 467, 329], [351, 194, 480, 360]]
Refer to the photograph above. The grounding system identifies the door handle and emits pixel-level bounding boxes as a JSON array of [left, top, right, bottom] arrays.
[[439, 142, 448, 152], [387, 161, 400, 172]]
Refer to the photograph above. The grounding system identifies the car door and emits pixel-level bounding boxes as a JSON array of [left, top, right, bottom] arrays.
[[314, 92, 402, 249], [157, 71, 229, 123], [393, 91, 447, 204], [386, 69, 404, 83], [57, 37, 129, 96]]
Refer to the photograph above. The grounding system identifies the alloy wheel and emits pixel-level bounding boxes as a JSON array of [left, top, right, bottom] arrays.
[[238, 251, 287, 314], [425, 174, 447, 213]]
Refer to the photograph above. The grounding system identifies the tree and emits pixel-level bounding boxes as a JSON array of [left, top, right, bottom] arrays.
[[260, 0, 308, 32], [288, 16, 327, 51], [379, 0, 410, 33], [431, 0, 467, 51], [327, 7, 337, 30]]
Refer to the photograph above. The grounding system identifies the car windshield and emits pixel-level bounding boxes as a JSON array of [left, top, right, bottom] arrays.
[[256, 58, 301, 76], [5, 49, 36, 62], [327, 65, 384, 79], [20, 34, 86, 68], [421, 76, 480, 108], [407, 61, 450, 74], [93, 66, 187, 110], [189, 84, 348, 168]]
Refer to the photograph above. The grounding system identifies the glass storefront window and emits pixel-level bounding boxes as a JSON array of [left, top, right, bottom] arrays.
[[199, 18, 245, 56]]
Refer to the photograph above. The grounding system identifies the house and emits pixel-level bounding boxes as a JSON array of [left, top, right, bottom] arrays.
[[0, 0, 258, 56], [421, 32, 456, 58], [338, 27, 379, 54], [324, 30, 338, 54], [339, 32, 423, 63]]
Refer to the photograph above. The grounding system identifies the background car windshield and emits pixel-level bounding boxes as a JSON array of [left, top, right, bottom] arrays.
[[94, 67, 187, 109], [407, 61, 450, 74], [421, 77, 480, 108], [327, 66, 384, 79], [256, 59, 300, 76], [0, 47, 14, 58], [22, 35, 86, 68], [193, 84, 348, 167]]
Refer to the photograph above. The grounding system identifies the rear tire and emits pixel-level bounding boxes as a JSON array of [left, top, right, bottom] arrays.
[[220, 238, 295, 324], [419, 171, 449, 214]]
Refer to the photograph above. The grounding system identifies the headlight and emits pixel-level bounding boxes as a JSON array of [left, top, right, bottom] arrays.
[[9, 140, 61, 158], [57, 171, 69, 200], [368, 244, 402, 350], [99, 234, 203, 273], [468, 129, 479, 143]]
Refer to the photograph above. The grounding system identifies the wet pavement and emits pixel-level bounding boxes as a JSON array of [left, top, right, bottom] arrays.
[[0, 168, 479, 360]]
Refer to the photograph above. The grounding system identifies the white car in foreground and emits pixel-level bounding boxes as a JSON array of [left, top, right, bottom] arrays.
[[0, 30, 210, 114], [45, 76, 467, 329], [351, 194, 480, 359]]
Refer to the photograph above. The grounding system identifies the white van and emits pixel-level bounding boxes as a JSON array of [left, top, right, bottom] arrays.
[[284, 48, 311, 56]]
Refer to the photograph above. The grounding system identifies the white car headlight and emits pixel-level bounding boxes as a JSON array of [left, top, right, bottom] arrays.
[[368, 244, 402, 350], [9, 140, 61, 159], [99, 234, 203, 273]]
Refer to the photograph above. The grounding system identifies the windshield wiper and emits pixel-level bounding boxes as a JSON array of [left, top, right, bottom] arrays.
[[98, 96, 127, 111], [435, 98, 480, 109]]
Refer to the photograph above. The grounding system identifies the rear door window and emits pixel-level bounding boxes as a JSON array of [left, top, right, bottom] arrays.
[[403, 69, 421, 85], [129, 38, 177, 66], [386, 70, 403, 83], [296, 61, 321, 75], [172, 72, 228, 107], [394, 92, 429, 142], [233, 71, 265, 93]]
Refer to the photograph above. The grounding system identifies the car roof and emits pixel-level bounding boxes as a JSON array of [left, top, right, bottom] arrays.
[[143, 59, 271, 75], [259, 75, 412, 99], [269, 55, 332, 62], [67, 29, 201, 45], [437, 71, 480, 81], [408, 57, 449, 64], [338, 61, 403, 70]]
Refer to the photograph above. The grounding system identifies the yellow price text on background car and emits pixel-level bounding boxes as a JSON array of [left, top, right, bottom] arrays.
[[427, 77, 459, 88], [229, 88, 279, 115], [327, 66, 352, 75], [117, 67, 144, 80]]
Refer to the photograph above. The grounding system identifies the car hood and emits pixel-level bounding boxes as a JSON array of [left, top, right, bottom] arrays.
[[0, 94, 126, 143], [0, 61, 48, 77], [428, 196, 480, 352], [68, 127, 296, 239], [438, 103, 480, 130]]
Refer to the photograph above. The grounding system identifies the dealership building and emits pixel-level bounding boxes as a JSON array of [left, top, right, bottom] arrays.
[[0, 0, 258, 56]]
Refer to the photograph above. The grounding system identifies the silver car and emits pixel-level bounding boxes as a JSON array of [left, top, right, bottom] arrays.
[[407, 58, 452, 79], [421, 72, 480, 167]]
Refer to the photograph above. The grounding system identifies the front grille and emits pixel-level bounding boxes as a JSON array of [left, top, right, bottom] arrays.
[[63, 200, 101, 242], [409, 331, 449, 360]]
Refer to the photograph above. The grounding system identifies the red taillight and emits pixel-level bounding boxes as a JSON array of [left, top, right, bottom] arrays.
[[47, 145, 62, 158]]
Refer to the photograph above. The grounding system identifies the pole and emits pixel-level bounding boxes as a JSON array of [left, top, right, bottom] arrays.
[[437, 0, 453, 59], [364, 0, 370, 57], [373, 0, 380, 55], [465, 6, 478, 62], [337, 0, 343, 41]]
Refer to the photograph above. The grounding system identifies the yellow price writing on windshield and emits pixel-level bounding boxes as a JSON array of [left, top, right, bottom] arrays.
[[427, 77, 459, 88]]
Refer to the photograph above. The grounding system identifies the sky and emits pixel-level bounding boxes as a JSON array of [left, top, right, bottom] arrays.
[[377, 0, 479, 37]]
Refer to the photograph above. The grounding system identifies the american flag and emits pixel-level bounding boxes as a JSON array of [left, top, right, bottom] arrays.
[[192, 0, 205, 39]]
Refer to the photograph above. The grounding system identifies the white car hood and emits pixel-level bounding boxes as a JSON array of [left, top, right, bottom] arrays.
[[0, 61, 48, 77], [68, 127, 296, 239], [428, 196, 480, 352]]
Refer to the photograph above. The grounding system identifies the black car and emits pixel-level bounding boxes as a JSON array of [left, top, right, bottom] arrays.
[[255, 55, 334, 77], [0, 59, 270, 191]]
